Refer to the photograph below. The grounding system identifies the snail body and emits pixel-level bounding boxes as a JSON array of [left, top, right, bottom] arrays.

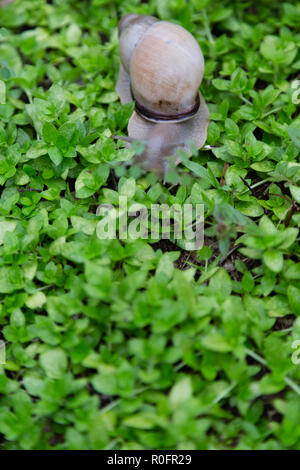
[[135, 122, 183, 174], [116, 14, 209, 177]]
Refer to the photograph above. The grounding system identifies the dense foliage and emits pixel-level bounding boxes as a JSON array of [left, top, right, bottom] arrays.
[[0, 0, 300, 450]]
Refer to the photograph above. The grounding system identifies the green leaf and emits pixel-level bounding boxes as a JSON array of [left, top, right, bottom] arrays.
[[0, 219, 16, 244], [209, 268, 232, 296], [287, 285, 300, 315], [0, 80, 6, 104], [244, 132, 263, 157], [169, 377, 192, 407], [39, 348, 67, 379], [263, 250, 284, 273], [288, 127, 300, 148], [242, 270, 255, 292], [260, 36, 297, 65], [212, 78, 230, 91], [25, 292, 47, 309], [279, 228, 298, 249], [0, 266, 23, 293], [123, 413, 156, 430], [259, 215, 277, 235], [290, 185, 300, 203], [48, 146, 63, 166], [202, 332, 232, 353], [75, 164, 109, 198], [225, 140, 243, 157], [119, 177, 136, 199], [236, 201, 264, 217], [42, 122, 58, 145], [65, 23, 81, 46]]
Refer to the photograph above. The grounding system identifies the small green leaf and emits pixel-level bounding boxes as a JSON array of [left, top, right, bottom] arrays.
[[119, 177, 136, 199], [25, 292, 47, 309], [42, 122, 57, 145], [39, 348, 67, 379], [0, 219, 16, 244], [48, 146, 62, 166], [65, 23, 81, 46], [290, 185, 300, 203], [287, 285, 300, 315], [0, 80, 6, 104], [202, 332, 232, 352], [212, 78, 230, 91], [75, 164, 109, 198], [169, 377, 192, 407], [288, 127, 300, 148], [263, 250, 284, 273]]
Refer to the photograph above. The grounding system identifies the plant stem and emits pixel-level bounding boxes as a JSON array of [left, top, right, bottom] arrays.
[[262, 106, 282, 118], [245, 348, 300, 397], [239, 94, 252, 106], [203, 10, 214, 45]]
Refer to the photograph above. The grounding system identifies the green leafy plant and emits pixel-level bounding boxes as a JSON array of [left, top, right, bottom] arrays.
[[0, 0, 299, 451]]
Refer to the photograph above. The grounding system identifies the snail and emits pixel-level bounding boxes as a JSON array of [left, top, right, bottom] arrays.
[[114, 13, 210, 178]]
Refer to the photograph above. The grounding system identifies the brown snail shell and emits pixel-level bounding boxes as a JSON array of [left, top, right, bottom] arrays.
[[116, 14, 209, 176]]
